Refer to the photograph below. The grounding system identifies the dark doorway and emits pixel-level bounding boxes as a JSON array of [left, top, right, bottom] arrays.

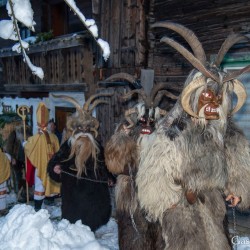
[[51, 2, 68, 37], [55, 106, 75, 133]]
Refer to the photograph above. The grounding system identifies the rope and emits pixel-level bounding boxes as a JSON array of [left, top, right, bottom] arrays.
[[60, 170, 108, 184]]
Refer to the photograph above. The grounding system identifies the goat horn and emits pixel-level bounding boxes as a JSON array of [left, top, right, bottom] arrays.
[[52, 94, 83, 113], [83, 93, 113, 111], [123, 89, 149, 105], [223, 65, 250, 83], [231, 79, 247, 115], [153, 90, 178, 107], [150, 83, 169, 101], [181, 76, 206, 118], [152, 21, 206, 64], [161, 37, 220, 83], [214, 34, 249, 67], [105, 72, 137, 83], [158, 108, 167, 116], [90, 127, 98, 138], [89, 100, 109, 113], [124, 108, 138, 128]]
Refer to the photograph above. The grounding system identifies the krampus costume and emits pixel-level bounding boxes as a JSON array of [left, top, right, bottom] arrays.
[[47, 93, 113, 231], [136, 22, 250, 250], [105, 73, 178, 250]]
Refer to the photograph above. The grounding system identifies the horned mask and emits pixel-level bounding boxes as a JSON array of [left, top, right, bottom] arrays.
[[52, 93, 112, 177], [105, 73, 178, 134], [152, 22, 249, 121], [52, 93, 113, 138]]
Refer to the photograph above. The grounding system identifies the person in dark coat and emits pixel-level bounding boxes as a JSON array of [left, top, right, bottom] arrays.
[[47, 93, 114, 231]]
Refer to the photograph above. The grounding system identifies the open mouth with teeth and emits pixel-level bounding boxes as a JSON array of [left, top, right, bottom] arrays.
[[140, 127, 153, 135], [203, 104, 220, 120]]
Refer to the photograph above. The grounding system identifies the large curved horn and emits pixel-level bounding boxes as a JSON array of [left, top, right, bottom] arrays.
[[123, 89, 148, 104], [158, 108, 167, 116], [214, 34, 249, 67], [150, 83, 169, 101], [223, 65, 250, 83], [52, 94, 82, 113], [150, 83, 178, 106], [160, 37, 220, 83], [105, 73, 137, 83], [181, 76, 206, 118], [231, 79, 247, 115], [153, 90, 178, 107], [89, 100, 109, 113], [124, 108, 138, 128], [83, 93, 113, 111], [90, 128, 98, 138], [151, 21, 206, 64]]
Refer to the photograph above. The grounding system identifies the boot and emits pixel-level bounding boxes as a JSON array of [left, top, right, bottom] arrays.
[[34, 199, 43, 212]]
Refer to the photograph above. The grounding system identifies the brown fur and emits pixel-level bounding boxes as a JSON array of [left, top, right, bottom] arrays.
[[117, 209, 165, 250], [115, 175, 138, 214], [104, 132, 138, 174], [105, 127, 165, 250], [115, 174, 165, 250]]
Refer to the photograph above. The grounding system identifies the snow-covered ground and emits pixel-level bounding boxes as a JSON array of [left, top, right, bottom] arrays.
[[1, 193, 250, 250], [0, 202, 118, 250]]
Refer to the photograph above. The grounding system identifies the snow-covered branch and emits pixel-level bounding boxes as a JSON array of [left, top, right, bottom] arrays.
[[0, 0, 44, 79], [0, 0, 110, 80], [64, 0, 110, 61]]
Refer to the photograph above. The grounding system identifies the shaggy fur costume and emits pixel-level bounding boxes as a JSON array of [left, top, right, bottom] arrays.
[[105, 127, 165, 250], [136, 21, 250, 249], [136, 71, 250, 250], [48, 135, 112, 231]]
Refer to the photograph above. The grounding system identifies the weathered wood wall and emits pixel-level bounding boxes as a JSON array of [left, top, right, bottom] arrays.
[[98, 0, 149, 77], [96, 0, 250, 144], [96, 87, 129, 146], [97, 0, 250, 88], [1, 0, 250, 144], [148, 0, 250, 89], [0, 35, 92, 94]]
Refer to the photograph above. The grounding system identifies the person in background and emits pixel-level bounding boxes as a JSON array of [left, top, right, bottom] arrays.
[[4, 125, 33, 202], [47, 119, 62, 144], [0, 148, 11, 215], [24, 102, 60, 211]]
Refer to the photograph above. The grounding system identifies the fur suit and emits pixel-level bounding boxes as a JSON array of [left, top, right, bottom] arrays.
[[48, 93, 114, 231], [136, 22, 250, 250], [105, 126, 164, 250], [47, 135, 112, 231], [104, 75, 178, 250]]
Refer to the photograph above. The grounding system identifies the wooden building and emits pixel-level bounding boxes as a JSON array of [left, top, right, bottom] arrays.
[[0, 0, 250, 145]]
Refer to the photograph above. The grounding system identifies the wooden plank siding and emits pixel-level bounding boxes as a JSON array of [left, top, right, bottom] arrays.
[[0, 35, 93, 94], [1, 0, 250, 144], [96, 86, 131, 147], [148, 0, 250, 88], [99, 0, 148, 77]]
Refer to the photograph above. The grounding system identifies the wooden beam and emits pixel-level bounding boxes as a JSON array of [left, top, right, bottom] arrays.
[[140, 69, 154, 96], [4, 83, 88, 92]]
